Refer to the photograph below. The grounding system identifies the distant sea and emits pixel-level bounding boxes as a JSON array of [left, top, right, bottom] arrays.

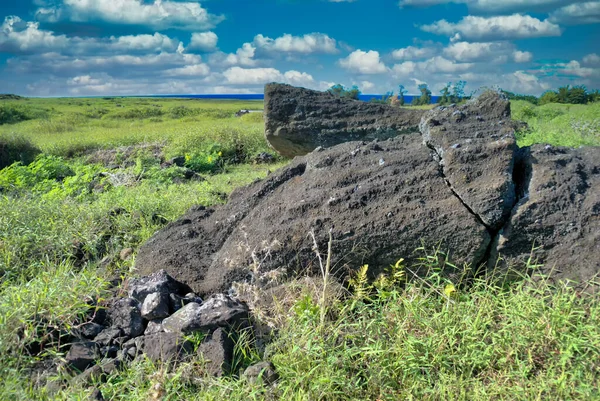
[[153, 94, 441, 103]]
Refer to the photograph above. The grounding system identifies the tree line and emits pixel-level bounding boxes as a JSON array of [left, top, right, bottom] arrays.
[[328, 82, 599, 106]]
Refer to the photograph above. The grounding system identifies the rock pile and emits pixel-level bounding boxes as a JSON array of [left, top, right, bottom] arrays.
[[61, 270, 257, 385]]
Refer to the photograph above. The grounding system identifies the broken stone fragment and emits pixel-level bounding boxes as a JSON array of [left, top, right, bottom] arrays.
[[66, 342, 99, 372], [142, 332, 193, 362], [109, 298, 145, 338], [162, 294, 248, 333], [141, 292, 170, 321], [197, 328, 234, 377], [127, 269, 192, 304]]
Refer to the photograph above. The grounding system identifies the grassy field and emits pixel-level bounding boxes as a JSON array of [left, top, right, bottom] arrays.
[[0, 97, 599, 400]]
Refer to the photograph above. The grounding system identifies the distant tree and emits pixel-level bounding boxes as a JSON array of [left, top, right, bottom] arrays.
[[589, 89, 600, 103], [328, 84, 361, 100], [539, 90, 560, 105], [567, 85, 588, 104], [452, 80, 466, 101], [439, 83, 451, 105], [501, 90, 539, 105], [370, 91, 394, 104], [557, 85, 570, 103], [412, 84, 432, 106], [398, 85, 407, 106]]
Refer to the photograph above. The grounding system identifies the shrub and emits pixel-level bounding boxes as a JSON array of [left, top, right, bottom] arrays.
[[328, 84, 361, 100], [412, 84, 432, 105], [0, 134, 41, 169]]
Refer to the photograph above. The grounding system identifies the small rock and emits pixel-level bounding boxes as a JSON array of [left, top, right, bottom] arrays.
[[93, 327, 122, 346], [72, 322, 105, 340], [141, 292, 170, 320], [109, 298, 145, 338], [119, 248, 133, 261], [127, 270, 191, 304], [169, 156, 186, 167], [243, 361, 278, 385], [162, 294, 248, 333], [99, 345, 119, 359], [197, 328, 234, 377], [144, 319, 164, 335], [66, 342, 99, 372], [142, 332, 193, 362]]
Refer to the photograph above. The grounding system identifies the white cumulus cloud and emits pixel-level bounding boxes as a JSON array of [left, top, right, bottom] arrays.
[[253, 33, 337, 54], [338, 50, 388, 74], [188, 32, 218, 52], [549, 1, 600, 25], [391, 45, 438, 60], [36, 0, 225, 31], [421, 14, 562, 41]]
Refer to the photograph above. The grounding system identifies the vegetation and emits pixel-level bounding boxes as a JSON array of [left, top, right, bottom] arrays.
[[412, 84, 433, 106], [0, 94, 599, 400], [512, 100, 600, 147], [438, 81, 467, 105], [327, 84, 361, 100]]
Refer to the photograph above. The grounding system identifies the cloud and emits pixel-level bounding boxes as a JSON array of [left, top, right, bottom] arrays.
[[338, 50, 388, 74], [443, 41, 532, 63], [392, 56, 474, 80], [221, 66, 315, 86], [513, 50, 533, 63], [209, 43, 258, 67], [583, 53, 600, 66], [0, 16, 68, 53], [360, 80, 375, 91], [0, 16, 181, 55], [253, 33, 337, 54], [536, 60, 599, 78], [549, 1, 600, 25], [400, 0, 581, 14], [164, 63, 211, 77], [36, 0, 225, 31], [391, 45, 439, 60], [421, 14, 562, 41], [188, 32, 218, 52]]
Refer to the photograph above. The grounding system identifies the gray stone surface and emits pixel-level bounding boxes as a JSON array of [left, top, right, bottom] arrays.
[[142, 332, 193, 362], [197, 328, 234, 377], [264, 83, 424, 158], [109, 298, 145, 338], [162, 294, 248, 333], [494, 145, 600, 290], [66, 342, 99, 372], [141, 292, 170, 321], [127, 269, 191, 303], [136, 134, 490, 295], [243, 361, 278, 385], [420, 91, 518, 230]]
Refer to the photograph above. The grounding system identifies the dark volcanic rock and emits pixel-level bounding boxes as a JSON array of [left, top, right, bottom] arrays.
[[197, 328, 234, 377], [127, 270, 192, 304], [66, 342, 99, 372], [243, 361, 278, 385], [162, 294, 248, 333], [135, 133, 490, 295], [264, 83, 425, 158], [140, 292, 170, 321], [109, 298, 145, 338], [494, 145, 600, 290], [420, 91, 517, 230], [142, 332, 193, 362]]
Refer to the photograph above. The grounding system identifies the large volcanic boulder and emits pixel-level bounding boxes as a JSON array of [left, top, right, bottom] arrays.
[[134, 88, 600, 295], [264, 83, 425, 158], [494, 145, 600, 290], [420, 90, 518, 230]]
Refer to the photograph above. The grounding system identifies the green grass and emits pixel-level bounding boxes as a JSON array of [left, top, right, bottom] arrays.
[[0, 97, 599, 400], [512, 100, 600, 147]]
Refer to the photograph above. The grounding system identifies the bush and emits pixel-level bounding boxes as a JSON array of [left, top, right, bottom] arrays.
[[112, 107, 165, 119], [328, 84, 361, 100], [0, 134, 41, 169]]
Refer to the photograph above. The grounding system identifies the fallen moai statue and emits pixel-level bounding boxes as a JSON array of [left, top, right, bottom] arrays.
[[134, 86, 600, 296], [263, 83, 425, 158]]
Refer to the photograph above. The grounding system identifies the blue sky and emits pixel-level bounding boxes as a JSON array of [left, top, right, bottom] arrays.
[[0, 0, 599, 96]]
